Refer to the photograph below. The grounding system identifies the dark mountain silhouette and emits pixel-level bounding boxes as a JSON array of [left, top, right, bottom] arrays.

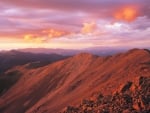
[[0, 49, 149, 113], [0, 50, 67, 74]]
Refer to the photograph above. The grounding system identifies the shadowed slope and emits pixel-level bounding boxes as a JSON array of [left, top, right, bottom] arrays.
[[0, 51, 67, 96]]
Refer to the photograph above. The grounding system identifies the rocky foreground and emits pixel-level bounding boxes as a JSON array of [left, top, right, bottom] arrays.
[[62, 76, 150, 113]]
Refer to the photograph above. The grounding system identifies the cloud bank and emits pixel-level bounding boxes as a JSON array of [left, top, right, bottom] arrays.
[[0, 0, 149, 49]]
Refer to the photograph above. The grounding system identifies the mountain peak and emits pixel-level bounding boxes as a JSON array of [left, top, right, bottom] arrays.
[[72, 53, 98, 61], [125, 48, 150, 57], [127, 48, 149, 54], [75, 52, 98, 57]]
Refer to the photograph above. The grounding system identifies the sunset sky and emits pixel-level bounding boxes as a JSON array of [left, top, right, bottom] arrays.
[[0, 0, 150, 50]]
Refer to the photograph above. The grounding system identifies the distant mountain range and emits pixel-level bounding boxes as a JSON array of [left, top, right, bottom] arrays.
[[0, 49, 150, 113], [11, 47, 130, 56]]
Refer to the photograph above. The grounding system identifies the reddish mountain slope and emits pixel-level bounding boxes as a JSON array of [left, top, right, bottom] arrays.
[[0, 49, 150, 113], [0, 51, 67, 95]]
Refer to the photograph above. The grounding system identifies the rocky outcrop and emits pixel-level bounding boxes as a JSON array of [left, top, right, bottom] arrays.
[[62, 76, 150, 113]]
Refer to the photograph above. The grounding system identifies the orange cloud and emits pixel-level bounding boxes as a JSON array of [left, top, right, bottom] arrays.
[[81, 22, 97, 34], [43, 29, 69, 38], [24, 34, 47, 43], [23, 29, 70, 44], [114, 6, 139, 22]]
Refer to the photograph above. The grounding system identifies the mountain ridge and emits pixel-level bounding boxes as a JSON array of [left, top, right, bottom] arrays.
[[0, 49, 149, 113]]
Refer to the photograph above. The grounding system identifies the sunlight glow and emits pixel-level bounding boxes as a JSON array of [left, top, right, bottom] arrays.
[[114, 6, 138, 22]]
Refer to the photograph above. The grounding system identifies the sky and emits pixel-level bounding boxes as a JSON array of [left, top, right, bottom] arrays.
[[0, 0, 150, 50]]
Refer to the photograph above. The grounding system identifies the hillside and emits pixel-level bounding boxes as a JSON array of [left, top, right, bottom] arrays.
[[0, 51, 67, 95], [0, 49, 150, 113]]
